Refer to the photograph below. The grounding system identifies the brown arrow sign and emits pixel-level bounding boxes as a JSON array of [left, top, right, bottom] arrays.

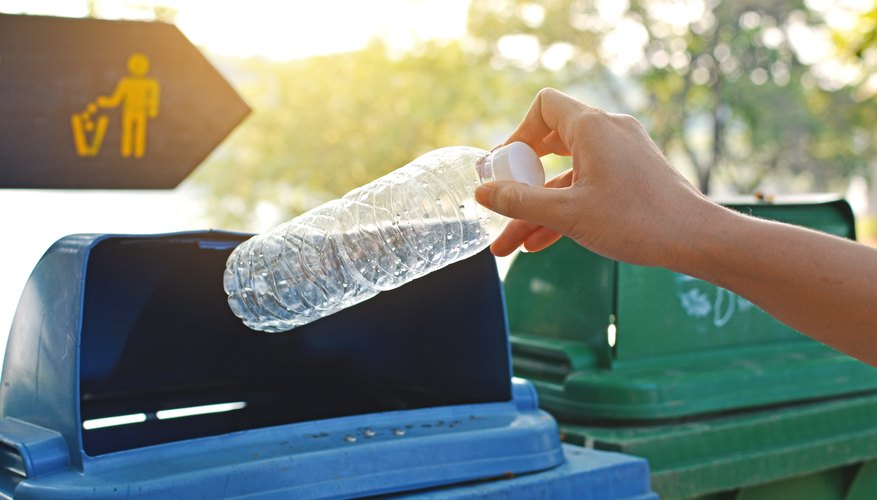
[[0, 14, 250, 189]]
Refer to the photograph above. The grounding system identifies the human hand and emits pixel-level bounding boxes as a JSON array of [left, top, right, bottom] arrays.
[[475, 88, 716, 270], [476, 89, 877, 367]]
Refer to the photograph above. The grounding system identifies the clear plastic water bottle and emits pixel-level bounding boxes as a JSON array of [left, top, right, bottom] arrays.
[[224, 142, 545, 332]]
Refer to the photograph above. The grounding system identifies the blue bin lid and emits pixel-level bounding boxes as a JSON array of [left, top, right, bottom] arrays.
[[0, 231, 565, 498]]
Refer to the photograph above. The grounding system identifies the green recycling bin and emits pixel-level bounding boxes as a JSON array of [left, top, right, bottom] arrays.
[[504, 196, 877, 499]]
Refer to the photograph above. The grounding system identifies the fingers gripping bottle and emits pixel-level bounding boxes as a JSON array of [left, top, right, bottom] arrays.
[[224, 142, 545, 332]]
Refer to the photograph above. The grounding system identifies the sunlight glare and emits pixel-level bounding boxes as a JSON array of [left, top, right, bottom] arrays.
[[83, 413, 148, 430], [156, 401, 247, 420], [175, 0, 471, 60]]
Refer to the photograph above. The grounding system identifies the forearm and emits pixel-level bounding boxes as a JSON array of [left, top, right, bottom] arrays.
[[485, 88, 877, 365], [677, 203, 877, 365]]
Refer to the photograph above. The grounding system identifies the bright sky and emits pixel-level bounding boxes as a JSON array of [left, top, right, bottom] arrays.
[[175, 0, 471, 60], [0, 0, 472, 59], [0, 0, 473, 365]]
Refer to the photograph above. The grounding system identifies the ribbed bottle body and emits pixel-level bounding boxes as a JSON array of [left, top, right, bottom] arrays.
[[224, 147, 506, 332]]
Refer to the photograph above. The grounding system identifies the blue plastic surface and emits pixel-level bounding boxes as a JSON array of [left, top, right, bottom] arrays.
[[399, 445, 656, 499], [0, 231, 654, 498]]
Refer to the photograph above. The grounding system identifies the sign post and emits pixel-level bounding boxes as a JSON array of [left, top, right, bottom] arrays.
[[0, 14, 250, 189]]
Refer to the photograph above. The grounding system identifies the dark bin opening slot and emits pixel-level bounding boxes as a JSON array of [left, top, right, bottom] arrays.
[[79, 236, 510, 456]]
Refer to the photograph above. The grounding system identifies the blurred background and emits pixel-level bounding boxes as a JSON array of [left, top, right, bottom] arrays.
[[0, 0, 875, 360]]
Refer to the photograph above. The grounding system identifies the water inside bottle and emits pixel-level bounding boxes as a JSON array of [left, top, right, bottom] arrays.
[[225, 213, 499, 332]]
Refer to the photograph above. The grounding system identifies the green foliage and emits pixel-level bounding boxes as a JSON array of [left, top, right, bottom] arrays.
[[832, 3, 877, 59], [192, 1, 876, 229], [468, 0, 876, 195], [191, 41, 551, 230]]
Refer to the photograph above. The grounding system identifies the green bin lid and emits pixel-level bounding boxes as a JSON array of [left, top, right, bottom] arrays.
[[505, 196, 877, 420]]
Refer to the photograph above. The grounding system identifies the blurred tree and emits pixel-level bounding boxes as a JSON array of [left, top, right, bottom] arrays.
[[191, 40, 551, 229], [468, 0, 876, 195], [826, 1, 877, 222], [831, 2, 876, 73]]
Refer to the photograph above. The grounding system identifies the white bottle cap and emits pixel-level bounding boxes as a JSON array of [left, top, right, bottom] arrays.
[[490, 142, 545, 187]]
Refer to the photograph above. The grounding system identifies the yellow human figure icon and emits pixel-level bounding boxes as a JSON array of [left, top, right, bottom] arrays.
[[71, 53, 160, 158]]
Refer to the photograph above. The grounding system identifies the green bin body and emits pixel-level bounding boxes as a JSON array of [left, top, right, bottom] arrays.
[[504, 196, 877, 499]]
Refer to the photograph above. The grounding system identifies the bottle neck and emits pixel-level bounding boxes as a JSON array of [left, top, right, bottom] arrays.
[[477, 142, 545, 187], [470, 151, 508, 242], [475, 150, 498, 184]]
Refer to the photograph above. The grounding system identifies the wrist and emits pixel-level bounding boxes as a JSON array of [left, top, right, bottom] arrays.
[[665, 199, 744, 285]]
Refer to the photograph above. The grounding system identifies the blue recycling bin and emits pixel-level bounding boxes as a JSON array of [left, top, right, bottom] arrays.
[[0, 231, 654, 498]]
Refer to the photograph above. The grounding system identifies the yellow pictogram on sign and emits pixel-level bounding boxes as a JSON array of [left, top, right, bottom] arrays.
[[70, 103, 108, 157], [71, 53, 160, 158]]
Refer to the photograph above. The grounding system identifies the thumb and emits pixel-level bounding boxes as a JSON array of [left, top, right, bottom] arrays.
[[475, 181, 570, 231]]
